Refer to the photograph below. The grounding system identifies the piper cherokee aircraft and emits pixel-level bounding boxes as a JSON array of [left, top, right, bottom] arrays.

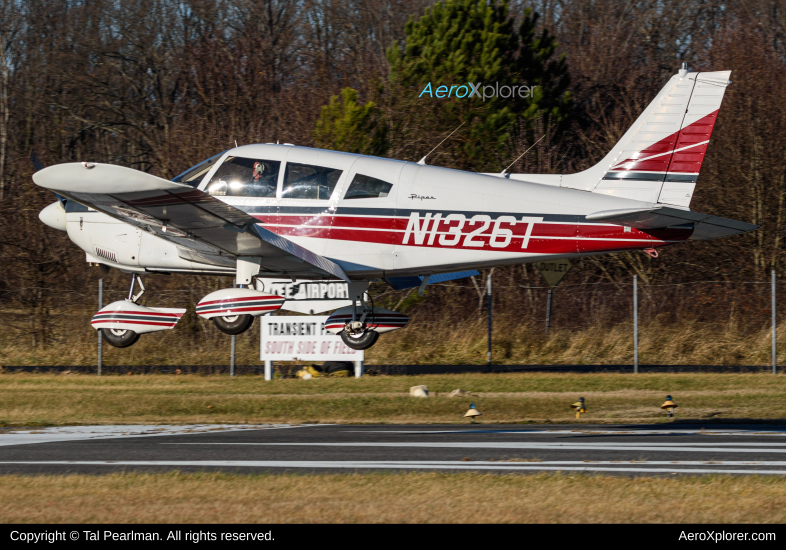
[[35, 65, 756, 350]]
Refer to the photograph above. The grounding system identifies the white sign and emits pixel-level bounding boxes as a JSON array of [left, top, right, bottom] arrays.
[[260, 315, 364, 361], [256, 279, 351, 314]]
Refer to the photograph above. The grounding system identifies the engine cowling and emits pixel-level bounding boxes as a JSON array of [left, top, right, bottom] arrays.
[[196, 288, 285, 319]]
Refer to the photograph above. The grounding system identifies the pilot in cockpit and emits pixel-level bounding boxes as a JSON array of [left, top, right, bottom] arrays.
[[206, 156, 280, 197], [247, 161, 277, 196]]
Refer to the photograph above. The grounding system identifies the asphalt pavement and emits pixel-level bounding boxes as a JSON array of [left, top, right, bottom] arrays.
[[2, 424, 786, 476]]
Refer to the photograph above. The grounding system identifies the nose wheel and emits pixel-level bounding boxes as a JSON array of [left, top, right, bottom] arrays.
[[212, 314, 254, 335], [100, 274, 148, 349]]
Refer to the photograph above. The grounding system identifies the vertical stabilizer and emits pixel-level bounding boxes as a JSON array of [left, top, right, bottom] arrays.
[[517, 67, 731, 208]]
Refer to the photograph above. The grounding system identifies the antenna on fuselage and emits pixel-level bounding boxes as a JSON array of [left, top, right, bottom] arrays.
[[417, 121, 466, 165], [499, 134, 546, 176], [235, 140, 238, 148]]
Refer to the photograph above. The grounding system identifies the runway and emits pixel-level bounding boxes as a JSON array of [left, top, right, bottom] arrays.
[[2, 424, 786, 476]]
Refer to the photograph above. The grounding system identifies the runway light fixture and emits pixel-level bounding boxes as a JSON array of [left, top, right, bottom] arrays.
[[571, 397, 587, 419], [464, 403, 482, 422], [661, 395, 678, 417]]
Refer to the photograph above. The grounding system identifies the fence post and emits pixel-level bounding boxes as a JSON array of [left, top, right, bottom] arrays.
[[633, 275, 638, 374], [230, 334, 235, 377], [545, 289, 553, 334], [264, 311, 273, 380], [773, 269, 777, 374], [487, 273, 492, 370], [98, 278, 103, 376]]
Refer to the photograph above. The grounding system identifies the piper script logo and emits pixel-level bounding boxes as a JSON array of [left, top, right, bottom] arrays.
[[402, 212, 542, 249], [419, 82, 538, 101]]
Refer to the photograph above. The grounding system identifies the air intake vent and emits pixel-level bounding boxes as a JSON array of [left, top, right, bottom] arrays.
[[94, 247, 118, 263]]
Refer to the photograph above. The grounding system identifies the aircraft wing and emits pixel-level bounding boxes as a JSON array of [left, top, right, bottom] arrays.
[[585, 206, 759, 240], [33, 162, 348, 281]]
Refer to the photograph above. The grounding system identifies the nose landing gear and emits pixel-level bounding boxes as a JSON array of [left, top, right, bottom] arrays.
[[92, 274, 186, 348], [98, 273, 146, 348]]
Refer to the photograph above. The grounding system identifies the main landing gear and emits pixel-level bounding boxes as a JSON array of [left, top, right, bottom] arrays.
[[195, 286, 285, 335], [212, 313, 255, 335], [340, 307, 381, 350], [341, 329, 379, 350], [101, 327, 141, 348], [324, 283, 410, 351]]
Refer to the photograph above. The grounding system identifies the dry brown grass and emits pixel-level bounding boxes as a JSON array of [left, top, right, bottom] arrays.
[[1, 471, 785, 523], [2, 315, 785, 367], [369, 317, 786, 366], [1, 372, 785, 426]]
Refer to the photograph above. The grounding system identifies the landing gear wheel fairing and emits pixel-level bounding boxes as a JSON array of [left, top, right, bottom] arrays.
[[340, 330, 379, 350], [100, 328, 141, 348], [212, 314, 254, 335]]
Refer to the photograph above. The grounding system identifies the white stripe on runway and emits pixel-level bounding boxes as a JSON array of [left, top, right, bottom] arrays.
[[349, 429, 786, 436], [1, 460, 784, 475], [164, 442, 786, 454], [0, 424, 320, 447]]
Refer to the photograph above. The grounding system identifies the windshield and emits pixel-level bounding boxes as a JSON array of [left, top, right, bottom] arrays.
[[172, 151, 226, 188], [206, 156, 280, 198]]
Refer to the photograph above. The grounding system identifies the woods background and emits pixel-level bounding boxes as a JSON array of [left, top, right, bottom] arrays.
[[1, 0, 785, 366]]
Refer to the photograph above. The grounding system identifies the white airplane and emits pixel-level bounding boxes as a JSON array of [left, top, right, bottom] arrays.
[[34, 65, 756, 350]]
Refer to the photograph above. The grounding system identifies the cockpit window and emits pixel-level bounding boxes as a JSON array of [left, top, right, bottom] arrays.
[[205, 156, 280, 197], [172, 151, 226, 188], [282, 163, 343, 200], [344, 173, 393, 199]]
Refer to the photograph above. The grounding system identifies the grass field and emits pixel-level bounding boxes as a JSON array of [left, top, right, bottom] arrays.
[[1, 471, 785, 523], [2, 314, 785, 367], [1, 372, 784, 426]]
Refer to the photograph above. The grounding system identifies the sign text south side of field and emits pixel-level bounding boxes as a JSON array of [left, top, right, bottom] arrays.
[[260, 315, 363, 361]]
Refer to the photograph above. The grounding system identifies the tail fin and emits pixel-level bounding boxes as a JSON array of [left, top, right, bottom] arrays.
[[591, 68, 732, 207], [511, 67, 731, 208]]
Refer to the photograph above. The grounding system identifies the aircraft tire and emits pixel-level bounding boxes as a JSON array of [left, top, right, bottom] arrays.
[[212, 314, 254, 335], [340, 330, 379, 350], [100, 328, 141, 348]]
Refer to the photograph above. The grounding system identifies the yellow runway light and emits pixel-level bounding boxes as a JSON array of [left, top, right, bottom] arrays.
[[571, 397, 587, 419], [661, 395, 678, 417], [464, 403, 482, 422]]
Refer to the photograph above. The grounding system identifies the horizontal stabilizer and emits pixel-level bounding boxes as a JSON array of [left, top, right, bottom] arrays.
[[586, 207, 758, 240], [385, 270, 479, 290]]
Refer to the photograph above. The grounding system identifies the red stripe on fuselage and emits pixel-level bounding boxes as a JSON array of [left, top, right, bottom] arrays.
[[256, 214, 691, 254]]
